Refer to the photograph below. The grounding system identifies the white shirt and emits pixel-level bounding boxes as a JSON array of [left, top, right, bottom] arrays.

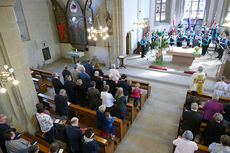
[[208, 142, 230, 153], [76, 63, 84, 72], [213, 81, 227, 97], [101, 91, 114, 108], [109, 69, 120, 82], [173, 137, 198, 153]]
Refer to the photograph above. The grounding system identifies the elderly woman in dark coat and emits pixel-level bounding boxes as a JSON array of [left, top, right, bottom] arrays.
[[96, 105, 108, 138], [114, 88, 127, 120]]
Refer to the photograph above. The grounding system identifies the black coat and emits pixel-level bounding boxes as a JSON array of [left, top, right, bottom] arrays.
[[96, 110, 108, 132], [51, 78, 64, 94], [185, 96, 199, 110], [114, 96, 127, 119], [224, 104, 230, 122], [204, 121, 225, 146], [83, 63, 94, 77], [182, 110, 202, 138], [62, 69, 71, 81], [93, 69, 104, 77], [54, 94, 68, 116], [117, 80, 129, 96], [76, 85, 87, 103], [106, 80, 116, 96], [64, 80, 77, 104], [55, 123, 67, 142], [91, 76, 103, 92], [0, 124, 12, 153], [65, 125, 84, 152], [81, 137, 98, 153]]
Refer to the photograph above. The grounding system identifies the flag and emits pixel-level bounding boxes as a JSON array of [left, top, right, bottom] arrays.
[[186, 18, 190, 31]]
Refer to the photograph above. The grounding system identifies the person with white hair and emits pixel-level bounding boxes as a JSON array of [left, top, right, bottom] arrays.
[[213, 76, 227, 97], [106, 74, 116, 96], [225, 83, 230, 98], [190, 66, 206, 94], [91, 71, 103, 92], [109, 64, 120, 83], [173, 130, 198, 153], [65, 117, 84, 153], [96, 105, 108, 138], [204, 113, 226, 146]]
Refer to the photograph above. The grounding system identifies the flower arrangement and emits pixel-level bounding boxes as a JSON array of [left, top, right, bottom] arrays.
[[193, 46, 200, 57], [153, 36, 169, 65]]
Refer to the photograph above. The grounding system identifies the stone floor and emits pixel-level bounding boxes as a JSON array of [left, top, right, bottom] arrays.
[[41, 58, 215, 153]]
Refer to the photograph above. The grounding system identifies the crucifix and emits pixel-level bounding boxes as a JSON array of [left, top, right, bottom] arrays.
[[104, 40, 112, 67]]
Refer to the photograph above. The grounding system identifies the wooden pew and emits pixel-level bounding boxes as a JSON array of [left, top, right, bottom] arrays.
[[33, 78, 48, 93], [31, 68, 54, 87], [186, 90, 230, 107], [68, 104, 128, 141], [196, 144, 209, 153]]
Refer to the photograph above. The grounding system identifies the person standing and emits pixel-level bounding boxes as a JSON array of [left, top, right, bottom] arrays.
[[83, 60, 94, 77], [88, 81, 101, 110], [190, 66, 206, 94], [71, 65, 80, 83], [216, 33, 228, 60], [76, 79, 87, 107], [54, 89, 68, 116], [117, 74, 129, 101], [64, 75, 77, 104], [91, 71, 103, 92], [51, 73, 64, 95], [62, 65, 72, 81], [109, 64, 120, 83], [201, 34, 209, 55], [213, 76, 227, 97], [79, 67, 91, 89], [101, 85, 114, 112], [66, 117, 84, 153]]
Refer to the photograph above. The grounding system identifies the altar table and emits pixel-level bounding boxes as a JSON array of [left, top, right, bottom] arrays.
[[66, 51, 84, 65]]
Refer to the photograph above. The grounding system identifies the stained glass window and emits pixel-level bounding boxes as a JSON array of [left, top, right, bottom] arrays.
[[155, 0, 168, 22], [184, 0, 206, 20]]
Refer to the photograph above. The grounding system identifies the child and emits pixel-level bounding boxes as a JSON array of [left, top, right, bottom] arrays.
[[105, 112, 115, 139], [132, 83, 142, 107]]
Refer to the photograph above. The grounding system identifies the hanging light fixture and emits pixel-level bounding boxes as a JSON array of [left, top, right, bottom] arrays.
[[87, 26, 109, 41], [0, 65, 19, 94], [133, 10, 148, 28]]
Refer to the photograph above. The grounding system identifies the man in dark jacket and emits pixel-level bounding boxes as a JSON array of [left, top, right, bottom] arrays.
[[64, 75, 77, 104], [117, 74, 129, 100], [83, 60, 94, 77], [182, 103, 202, 139], [91, 71, 103, 92], [66, 117, 84, 153], [51, 73, 64, 95], [79, 67, 91, 89], [88, 81, 101, 110], [106, 74, 116, 97], [54, 89, 68, 116], [185, 90, 199, 110], [62, 65, 72, 81]]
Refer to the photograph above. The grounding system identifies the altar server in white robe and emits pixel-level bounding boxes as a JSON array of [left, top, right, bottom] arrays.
[[190, 66, 206, 94], [225, 83, 230, 98], [213, 76, 227, 97]]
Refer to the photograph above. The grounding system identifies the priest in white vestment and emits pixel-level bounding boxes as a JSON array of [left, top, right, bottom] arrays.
[[213, 76, 227, 97], [190, 66, 206, 94]]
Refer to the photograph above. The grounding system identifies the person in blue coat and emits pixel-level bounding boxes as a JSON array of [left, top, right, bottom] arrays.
[[81, 128, 98, 153], [66, 117, 84, 153], [79, 67, 91, 89], [62, 65, 72, 81], [96, 105, 108, 138], [83, 60, 94, 77]]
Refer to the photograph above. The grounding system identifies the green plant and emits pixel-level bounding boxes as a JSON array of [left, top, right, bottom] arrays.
[[193, 46, 200, 57], [72, 47, 75, 51], [194, 46, 200, 52]]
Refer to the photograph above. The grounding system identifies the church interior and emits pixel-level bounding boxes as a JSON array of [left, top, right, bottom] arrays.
[[1, 0, 230, 152]]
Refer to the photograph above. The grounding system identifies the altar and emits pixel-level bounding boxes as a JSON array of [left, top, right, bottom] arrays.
[[166, 47, 200, 66], [66, 51, 85, 65]]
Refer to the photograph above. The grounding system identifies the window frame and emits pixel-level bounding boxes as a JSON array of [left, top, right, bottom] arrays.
[[183, 0, 206, 20], [155, 0, 169, 23]]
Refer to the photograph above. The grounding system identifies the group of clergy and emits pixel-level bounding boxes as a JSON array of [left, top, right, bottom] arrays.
[[141, 22, 229, 60]]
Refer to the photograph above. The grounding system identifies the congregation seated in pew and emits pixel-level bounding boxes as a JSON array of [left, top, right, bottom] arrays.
[[208, 135, 230, 152], [185, 90, 200, 111]]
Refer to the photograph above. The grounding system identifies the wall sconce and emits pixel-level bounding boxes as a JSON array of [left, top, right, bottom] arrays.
[[0, 65, 19, 93]]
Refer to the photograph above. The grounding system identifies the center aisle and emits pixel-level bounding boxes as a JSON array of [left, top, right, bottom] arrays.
[[114, 81, 186, 153]]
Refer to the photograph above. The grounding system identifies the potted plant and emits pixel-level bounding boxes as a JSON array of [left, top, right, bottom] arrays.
[[193, 46, 200, 57], [153, 37, 169, 65]]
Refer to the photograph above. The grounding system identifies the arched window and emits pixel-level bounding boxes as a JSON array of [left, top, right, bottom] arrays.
[[13, 0, 30, 41], [184, 0, 206, 20], [155, 0, 168, 22]]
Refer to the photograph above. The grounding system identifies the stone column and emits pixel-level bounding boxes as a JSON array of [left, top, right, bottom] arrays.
[[0, 0, 38, 134]]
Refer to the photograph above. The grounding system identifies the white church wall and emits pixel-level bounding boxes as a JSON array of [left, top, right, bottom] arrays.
[[19, 0, 61, 68], [122, 0, 150, 55]]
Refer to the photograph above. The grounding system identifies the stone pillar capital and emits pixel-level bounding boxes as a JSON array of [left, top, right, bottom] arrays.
[[0, 0, 15, 7]]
